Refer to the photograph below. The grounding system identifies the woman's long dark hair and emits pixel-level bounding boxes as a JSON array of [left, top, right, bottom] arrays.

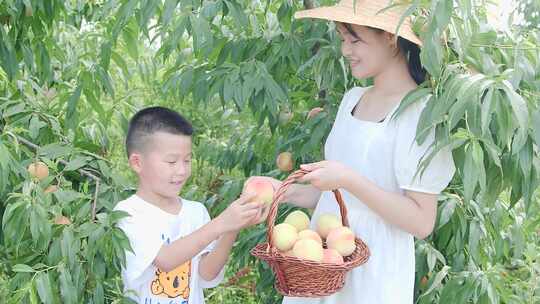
[[341, 23, 426, 85]]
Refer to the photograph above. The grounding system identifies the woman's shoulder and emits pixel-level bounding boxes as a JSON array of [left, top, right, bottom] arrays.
[[343, 86, 369, 101], [338, 86, 369, 112]]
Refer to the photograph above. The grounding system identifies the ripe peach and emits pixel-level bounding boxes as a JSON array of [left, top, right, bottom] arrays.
[[316, 213, 342, 239], [44, 185, 58, 194], [244, 177, 274, 205], [284, 210, 310, 232], [326, 226, 356, 257], [27, 161, 49, 181], [292, 239, 323, 262], [54, 215, 71, 225], [322, 248, 344, 264], [420, 276, 428, 288], [297, 229, 322, 245], [276, 152, 293, 172], [307, 107, 323, 119], [272, 223, 298, 252]]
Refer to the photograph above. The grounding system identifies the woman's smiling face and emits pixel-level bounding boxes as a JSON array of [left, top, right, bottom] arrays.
[[336, 23, 398, 80]]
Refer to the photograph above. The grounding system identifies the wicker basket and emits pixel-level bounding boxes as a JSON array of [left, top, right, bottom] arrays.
[[250, 169, 370, 297]]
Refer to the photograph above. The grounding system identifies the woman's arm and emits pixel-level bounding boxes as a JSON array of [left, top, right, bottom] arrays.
[[300, 162, 438, 239], [342, 172, 437, 239], [283, 183, 322, 209]]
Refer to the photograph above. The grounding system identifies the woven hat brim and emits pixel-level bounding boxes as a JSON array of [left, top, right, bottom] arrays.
[[294, 6, 422, 46]]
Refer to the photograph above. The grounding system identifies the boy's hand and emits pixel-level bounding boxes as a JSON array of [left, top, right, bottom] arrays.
[[216, 192, 263, 233]]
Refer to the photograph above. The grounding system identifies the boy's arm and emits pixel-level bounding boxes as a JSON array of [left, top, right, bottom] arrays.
[[198, 207, 266, 281], [198, 231, 238, 281], [154, 219, 224, 272], [154, 194, 260, 272]]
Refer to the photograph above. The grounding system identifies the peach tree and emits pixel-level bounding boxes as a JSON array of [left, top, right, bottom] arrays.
[[1, 0, 539, 303]]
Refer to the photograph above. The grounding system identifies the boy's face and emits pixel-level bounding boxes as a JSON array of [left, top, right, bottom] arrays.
[[130, 131, 192, 199]]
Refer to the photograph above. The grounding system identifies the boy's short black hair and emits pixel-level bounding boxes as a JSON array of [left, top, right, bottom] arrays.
[[126, 106, 193, 157]]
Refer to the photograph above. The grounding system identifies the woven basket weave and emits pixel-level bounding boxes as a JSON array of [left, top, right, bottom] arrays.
[[250, 169, 370, 297]]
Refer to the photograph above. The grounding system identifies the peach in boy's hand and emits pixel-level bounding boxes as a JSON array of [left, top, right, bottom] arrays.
[[243, 177, 275, 205], [216, 192, 263, 233]]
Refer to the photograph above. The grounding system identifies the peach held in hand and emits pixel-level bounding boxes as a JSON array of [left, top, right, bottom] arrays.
[[244, 177, 274, 205], [316, 213, 342, 239], [293, 239, 324, 262], [272, 223, 298, 252], [326, 226, 356, 257], [284, 210, 310, 232]]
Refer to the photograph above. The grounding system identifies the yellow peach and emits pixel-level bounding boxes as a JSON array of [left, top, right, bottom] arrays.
[[307, 107, 324, 119], [316, 213, 342, 239], [272, 223, 298, 252], [326, 226, 356, 257], [293, 239, 323, 262], [322, 248, 344, 264], [244, 177, 274, 205], [284, 210, 310, 232], [28, 161, 49, 181], [276, 152, 294, 172], [54, 215, 71, 225], [297, 229, 322, 245]]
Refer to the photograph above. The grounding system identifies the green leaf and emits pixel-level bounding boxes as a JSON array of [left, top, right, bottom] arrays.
[[53, 189, 85, 204], [501, 81, 529, 153], [138, 0, 159, 31], [437, 197, 457, 229], [423, 265, 450, 296], [35, 272, 55, 304], [12, 264, 35, 273], [468, 219, 483, 261], [29, 115, 46, 139], [532, 109, 540, 149], [122, 27, 139, 60], [472, 141, 486, 190], [162, 0, 179, 26], [65, 84, 83, 131], [95, 66, 115, 97], [112, 0, 138, 40], [93, 281, 104, 304], [392, 88, 432, 120], [0, 27, 18, 80], [63, 156, 88, 172], [111, 51, 130, 80], [190, 15, 213, 56], [463, 142, 478, 203], [470, 30, 497, 45], [39, 143, 72, 159], [99, 41, 112, 71], [59, 267, 77, 304], [224, 0, 249, 28]]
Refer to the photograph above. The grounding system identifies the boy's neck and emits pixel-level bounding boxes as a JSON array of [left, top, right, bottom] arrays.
[[136, 186, 182, 215]]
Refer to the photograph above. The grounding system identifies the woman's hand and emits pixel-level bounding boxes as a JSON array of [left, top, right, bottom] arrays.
[[299, 161, 354, 191]]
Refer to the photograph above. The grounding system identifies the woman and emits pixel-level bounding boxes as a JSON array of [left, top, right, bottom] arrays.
[[248, 0, 455, 303]]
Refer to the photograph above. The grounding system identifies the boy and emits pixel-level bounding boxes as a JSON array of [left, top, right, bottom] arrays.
[[114, 106, 263, 304]]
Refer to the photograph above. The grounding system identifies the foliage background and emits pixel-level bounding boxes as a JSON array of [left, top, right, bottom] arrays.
[[0, 0, 539, 303]]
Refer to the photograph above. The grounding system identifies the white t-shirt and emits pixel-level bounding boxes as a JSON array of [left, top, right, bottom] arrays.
[[114, 195, 224, 304], [283, 87, 455, 304]]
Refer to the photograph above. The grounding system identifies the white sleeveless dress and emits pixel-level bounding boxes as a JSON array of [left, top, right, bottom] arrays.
[[282, 87, 455, 304]]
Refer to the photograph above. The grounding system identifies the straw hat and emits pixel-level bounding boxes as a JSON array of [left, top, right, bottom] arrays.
[[294, 0, 422, 46]]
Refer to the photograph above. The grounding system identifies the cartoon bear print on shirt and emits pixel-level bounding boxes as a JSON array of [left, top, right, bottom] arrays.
[[150, 234, 191, 299]]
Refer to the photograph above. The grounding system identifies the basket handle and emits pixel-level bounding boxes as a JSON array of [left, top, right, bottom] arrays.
[[266, 169, 350, 250]]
